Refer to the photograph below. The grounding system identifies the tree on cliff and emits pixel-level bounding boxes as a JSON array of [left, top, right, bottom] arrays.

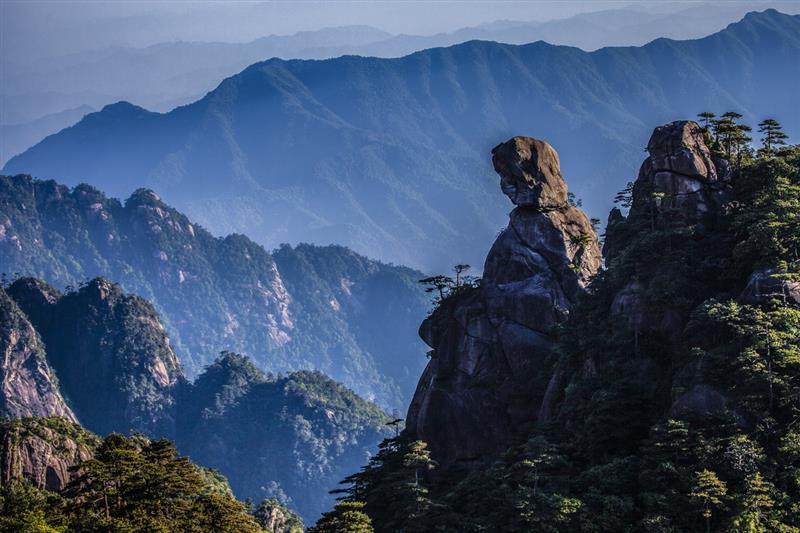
[[758, 119, 788, 156], [309, 501, 374, 533]]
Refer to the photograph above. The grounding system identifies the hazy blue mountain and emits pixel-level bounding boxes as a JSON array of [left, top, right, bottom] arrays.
[[5, 10, 799, 271], [3, 3, 790, 126], [0, 105, 94, 166], [0, 175, 429, 411]]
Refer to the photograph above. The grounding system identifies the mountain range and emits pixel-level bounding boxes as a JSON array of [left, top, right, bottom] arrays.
[[5, 9, 798, 271], [4, 2, 788, 126], [0, 276, 390, 521], [0, 174, 429, 411]]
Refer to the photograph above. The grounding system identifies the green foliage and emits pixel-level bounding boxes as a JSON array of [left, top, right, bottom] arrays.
[[0, 432, 263, 532], [180, 354, 392, 521], [308, 501, 373, 533]]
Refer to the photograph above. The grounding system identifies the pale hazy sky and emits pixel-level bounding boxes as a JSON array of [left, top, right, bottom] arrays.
[[2, 0, 793, 61]]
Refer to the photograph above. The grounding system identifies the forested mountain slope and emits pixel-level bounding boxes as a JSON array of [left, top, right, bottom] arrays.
[[0, 175, 428, 410], [0, 278, 391, 522], [4, 9, 798, 271]]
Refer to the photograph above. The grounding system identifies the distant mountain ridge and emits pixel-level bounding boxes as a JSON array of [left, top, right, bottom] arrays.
[[0, 174, 429, 411], [3, 2, 792, 125], [5, 9, 798, 271]]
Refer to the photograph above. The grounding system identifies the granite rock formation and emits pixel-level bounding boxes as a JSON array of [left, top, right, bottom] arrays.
[[604, 120, 735, 419], [406, 136, 601, 470], [0, 417, 98, 491], [0, 287, 76, 421], [630, 120, 732, 222]]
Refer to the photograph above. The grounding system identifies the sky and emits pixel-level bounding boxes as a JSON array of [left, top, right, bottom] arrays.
[[3, 0, 795, 62]]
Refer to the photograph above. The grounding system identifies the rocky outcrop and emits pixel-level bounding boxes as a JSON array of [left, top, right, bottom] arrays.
[[406, 136, 600, 470], [602, 121, 742, 421], [8, 277, 182, 437], [0, 417, 98, 491], [606, 121, 732, 340], [739, 268, 800, 306], [0, 287, 76, 421], [631, 120, 731, 222]]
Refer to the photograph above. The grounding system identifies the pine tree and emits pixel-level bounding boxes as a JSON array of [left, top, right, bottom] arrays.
[[309, 501, 374, 533], [731, 472, 776, 532], [690, 469, 727, 533], [758, 119, 788, 156], [697, 111, 716, 131]]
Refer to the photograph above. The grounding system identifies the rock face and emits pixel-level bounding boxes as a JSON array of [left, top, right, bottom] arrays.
[[7, 277, 182, 437], [406, 136, 600, 470], [491, 137, 569, 209], [739, 268, 800, 306], [0, 287, 76, 421], [0, 417, 98, 491], [631, 120, 731, 221]]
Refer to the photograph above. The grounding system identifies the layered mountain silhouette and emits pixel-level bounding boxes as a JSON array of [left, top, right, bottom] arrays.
[[4, 9, 798, 270]]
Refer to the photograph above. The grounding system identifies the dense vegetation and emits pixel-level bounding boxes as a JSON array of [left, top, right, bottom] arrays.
[[0, 424, 303, 532], [7, 277, 182, 437], [179, 353, 392, 520], [0, 177, 428, 411], [318, 121, 800, 531], [1, 277, 392, 523]]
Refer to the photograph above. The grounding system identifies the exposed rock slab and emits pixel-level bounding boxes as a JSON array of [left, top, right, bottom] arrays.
[[0, 287, 76, 421], [0, 417, 97, 491], [631, 120, 731, 222]]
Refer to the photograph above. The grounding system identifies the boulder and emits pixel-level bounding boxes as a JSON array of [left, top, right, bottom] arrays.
[[670, 384, 729, 420], [632, 120, 731, 222], [739, 268, 800, 306], [491, 137, 568, 209], [646, 120, 720, 181]]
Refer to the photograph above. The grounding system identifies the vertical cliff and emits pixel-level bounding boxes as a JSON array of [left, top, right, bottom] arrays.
[[406, 136, 601, 470], [0, 287, 75, 421]]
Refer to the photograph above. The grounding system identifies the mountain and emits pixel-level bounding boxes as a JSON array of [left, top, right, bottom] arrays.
[[321, 121, 800, 530], [3, 2, 793, 128], [7, 277, 182, 437], [0, 276, 391, 522], [0, 175, 429, 411], [178, 354, 391, 520], [5, 10, 798, 272], [0, 105, 94, 167]]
